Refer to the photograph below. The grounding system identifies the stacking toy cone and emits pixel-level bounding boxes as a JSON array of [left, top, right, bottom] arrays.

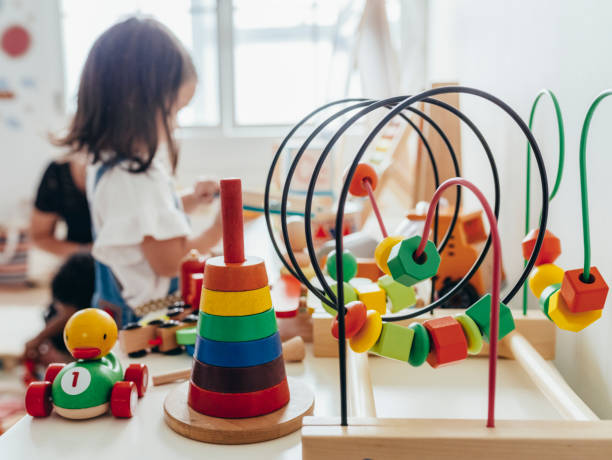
[[188, 178, 290, 418]]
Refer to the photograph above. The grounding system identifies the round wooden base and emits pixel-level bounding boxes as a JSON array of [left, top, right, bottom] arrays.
[[163, 377, 314, 444]]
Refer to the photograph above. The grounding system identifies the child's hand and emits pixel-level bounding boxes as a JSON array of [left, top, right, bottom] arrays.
[[193, 179, 219, 205], [23, 337, 42, 360]]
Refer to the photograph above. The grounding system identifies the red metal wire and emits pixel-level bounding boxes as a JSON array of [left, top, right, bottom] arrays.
[[363, 178, 388, 238], [415, 178, 502, 428]]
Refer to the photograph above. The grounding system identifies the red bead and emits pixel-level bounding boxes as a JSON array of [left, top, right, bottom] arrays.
[[331, 301, 367, 339], [347, 163, 378, 197], [423, 316, 468, 368], [521, 229, 561, 266], [560, 267, 609, 313]]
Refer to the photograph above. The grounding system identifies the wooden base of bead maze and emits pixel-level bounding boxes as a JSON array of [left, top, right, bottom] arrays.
[[164, 377, 314, 444], [301, 334, 612, 460]]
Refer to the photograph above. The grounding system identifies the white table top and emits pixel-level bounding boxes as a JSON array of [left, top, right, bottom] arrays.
[[1, 343, 561, 460]]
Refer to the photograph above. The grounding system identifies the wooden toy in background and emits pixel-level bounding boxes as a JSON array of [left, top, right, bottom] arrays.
[[272, 274, 313, 343], [163, 178, 314, 445], [152, 336, 306, 386], [118, 304, 198, 357], [25, 309, 148, 419], [406, 208, 505, 307], [180, 249, 208, 306]]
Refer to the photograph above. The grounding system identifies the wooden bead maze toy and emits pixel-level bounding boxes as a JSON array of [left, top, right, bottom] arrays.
[[264, 86, 612, 459], [163, 178, 314, 444]]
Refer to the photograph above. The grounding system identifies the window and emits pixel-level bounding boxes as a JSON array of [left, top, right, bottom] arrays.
[[60, 0, 403, 130]]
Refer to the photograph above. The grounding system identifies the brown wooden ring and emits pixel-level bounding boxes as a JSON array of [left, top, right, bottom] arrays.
[[203, 256, 269, 292], [191, 354, 286, 393]]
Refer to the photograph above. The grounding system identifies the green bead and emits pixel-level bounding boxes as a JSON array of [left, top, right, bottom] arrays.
[[323, 282, 358, 315], [465, 294, 515, 342], [377, 275, 416, 313], [407, 322, 430, 367], [387, 236, 441, 287], [327, 250, 358, 282], [539, 283, 561, 320], [370, 323, 414, 361]]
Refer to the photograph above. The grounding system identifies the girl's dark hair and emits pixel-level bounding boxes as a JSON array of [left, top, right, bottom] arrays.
[[52, 253, 95, 308], [56, 17, 196, 173]]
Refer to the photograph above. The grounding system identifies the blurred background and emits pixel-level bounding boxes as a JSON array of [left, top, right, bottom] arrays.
[[1, 0, 612, 427]]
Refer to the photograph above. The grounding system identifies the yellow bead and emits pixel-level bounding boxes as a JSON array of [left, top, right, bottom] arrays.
[[349, 310, 383, 353], [528, 263, 564, 299], [354, 283, 387, 315], [454, 313, 483, 355], [374, 236, 403, 275], [201, 286, 272, 316], [548, 290, 602, 332]]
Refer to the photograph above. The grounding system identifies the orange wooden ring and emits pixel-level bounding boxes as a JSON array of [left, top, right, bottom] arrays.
[[331, 301, 367, 339], [188, 378, 290, 418], [348, 163, 378, 197], [203, 256, 269, 292]]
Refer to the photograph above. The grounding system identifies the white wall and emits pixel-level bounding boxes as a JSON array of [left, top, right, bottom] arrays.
[[427, 0, 612, 417]]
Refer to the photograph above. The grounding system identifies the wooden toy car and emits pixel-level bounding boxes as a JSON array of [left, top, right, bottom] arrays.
[[25, 309, 148, 419]]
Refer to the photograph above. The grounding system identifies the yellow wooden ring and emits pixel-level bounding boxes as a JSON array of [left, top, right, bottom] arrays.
[[528, 263, 564, 299], [349, 310, 383, 353], [374, 236, 403, 275], [200, 286, 272, 316], [455, 313, 483, 355]]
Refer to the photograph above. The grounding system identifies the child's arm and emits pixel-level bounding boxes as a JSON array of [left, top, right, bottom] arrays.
[[141, 210, 223, 277], [30, 209, 90, 257], [23, 301, 77, 359], [181, 179, 219, 214]]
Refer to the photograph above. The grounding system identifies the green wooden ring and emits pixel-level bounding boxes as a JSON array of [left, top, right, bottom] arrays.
[[387, 236, 441, 287], [407, 322, 430, 367], [198, 308, 278, 342], [176, 327, 196, 346], [455, 314, 483, 355], [539, 283, 561, 320]]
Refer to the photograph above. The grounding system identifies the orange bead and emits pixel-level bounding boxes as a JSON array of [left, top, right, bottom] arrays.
[[331, 301, 367, 339], [560, 267, 609, 313], [521, 229, 561, 266], [347, 163, 378, 197], [423, 316, 468, 368]]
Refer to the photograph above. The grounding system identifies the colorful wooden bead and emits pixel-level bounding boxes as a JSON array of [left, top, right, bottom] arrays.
[[176, 327, 196, 346], [203, 255, 269, 292], [465, 294, 515, 342], [560, 267, 609, 313], [521, 228, 562, 266], [539, 283, 561, 320], [331, 301, 367, 339], [285, 216, 307, 251], [424, 316, 468, 368], [191, 355, 286, 393], [349, 310, 383, 353], [194, 332, 282, 367], [370, 323, 414, 361], [548, 290, 602, 332], [353, 282, 387, 315], [387, 236, 441, 287], [348, 163, 378, 197], [356, 257, 384, 281], [200, 286, 272, 316], [407, 323, 430, 367], [377, 275, 416, 313], [323, 282, 359, 315], [454, 314, 483, 355], [528, 263, 564, 298], [199, 308, 278, 342], [188, 378, 290, 418], [326, 249, 358, 282], [374, 236, 403, 275]]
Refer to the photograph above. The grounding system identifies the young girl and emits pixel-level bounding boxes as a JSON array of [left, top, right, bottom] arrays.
[[56, 17, 222, 326]]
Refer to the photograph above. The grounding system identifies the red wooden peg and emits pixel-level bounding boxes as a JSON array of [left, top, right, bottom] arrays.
[[220, 178, 245, 264]]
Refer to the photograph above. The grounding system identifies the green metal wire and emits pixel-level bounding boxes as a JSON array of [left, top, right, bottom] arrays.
[[578, 90, 612, 280], [522, 89, 565, 315]]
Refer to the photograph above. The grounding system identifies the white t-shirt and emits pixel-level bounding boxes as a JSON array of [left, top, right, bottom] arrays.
[[86, 157, 191, 308]]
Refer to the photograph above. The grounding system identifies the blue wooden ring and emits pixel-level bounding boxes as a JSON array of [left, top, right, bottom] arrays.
[[194, 332, 282, 368]]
